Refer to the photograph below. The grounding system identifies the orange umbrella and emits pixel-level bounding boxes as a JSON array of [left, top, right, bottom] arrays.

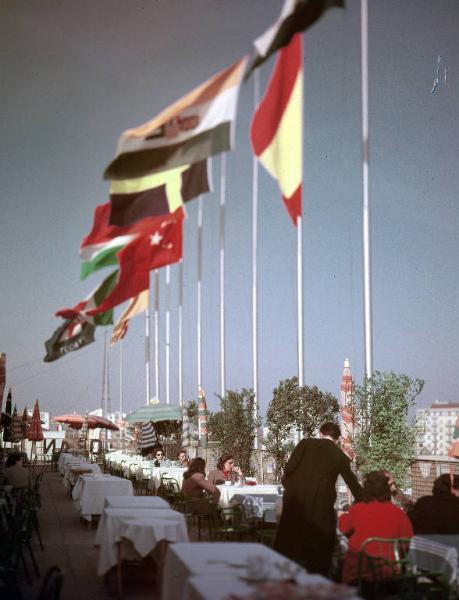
[[52, 413, 119, 431], [28, 399, 44, 441]]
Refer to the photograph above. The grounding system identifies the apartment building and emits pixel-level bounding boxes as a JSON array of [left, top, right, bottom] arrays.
[[416, 401, 459, 456]]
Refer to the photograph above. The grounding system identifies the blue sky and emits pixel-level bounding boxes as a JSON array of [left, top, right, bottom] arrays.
[[1, 0, 458, 418]]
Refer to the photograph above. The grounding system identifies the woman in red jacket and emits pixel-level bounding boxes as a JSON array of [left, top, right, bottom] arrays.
[[339, 470, 413, 584]]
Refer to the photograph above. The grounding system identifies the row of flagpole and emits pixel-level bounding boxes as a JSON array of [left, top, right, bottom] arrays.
[[132, 0, 373, 431]]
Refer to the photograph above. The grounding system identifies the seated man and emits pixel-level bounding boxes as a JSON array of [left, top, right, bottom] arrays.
[[177, 449, 189, 468], [4, 452, 29, 488], [409, 474, 459, 534]]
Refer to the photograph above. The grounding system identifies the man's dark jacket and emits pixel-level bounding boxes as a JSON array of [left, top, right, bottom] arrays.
[[274, 437, 362, 573]]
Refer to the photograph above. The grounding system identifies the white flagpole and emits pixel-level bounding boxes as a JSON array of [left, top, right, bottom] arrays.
[[297, 216, 304, 389], [165, 265, 171, 404], [220, 154, 226, 398], [197, 197, 203, 391], [178, 259, 183, 407], [252, 71, 260, 449], [119, 339, 123, 415], [145, 306, 151, 406], [361, 0, 373, 380], [154, 270, 160, 402]]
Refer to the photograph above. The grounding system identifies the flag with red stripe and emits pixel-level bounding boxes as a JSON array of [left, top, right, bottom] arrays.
[[250, 33, 302, 225]]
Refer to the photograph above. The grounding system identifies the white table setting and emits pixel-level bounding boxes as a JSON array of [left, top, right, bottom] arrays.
[[72, 474, 133, 520], [104, 495, 170, 509], [96, 506, 188, 576], [161, 542, 359, 600]]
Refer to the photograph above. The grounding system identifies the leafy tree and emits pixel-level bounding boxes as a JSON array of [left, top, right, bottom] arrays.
[[207, 388, 260, 476], [266, 377, 339, 478], [350, 371, 424, 485]]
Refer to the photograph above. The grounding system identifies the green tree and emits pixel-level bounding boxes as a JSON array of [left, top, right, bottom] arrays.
[[207, 388, 260, 476], [350, 371, 424, 485], [266, 377, 339, 478]]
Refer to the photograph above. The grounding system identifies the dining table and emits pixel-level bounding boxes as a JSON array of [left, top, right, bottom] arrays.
[[408, 535, 458, 587], [160, 542, 360, 600], [96, 506, 188, 576], [104, 495, 170, 509], [217, 484, 282, 520], [72, 474, 133, 521]]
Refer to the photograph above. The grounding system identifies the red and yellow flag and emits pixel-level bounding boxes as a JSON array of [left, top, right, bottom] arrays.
[[250, 33, 302, 225]]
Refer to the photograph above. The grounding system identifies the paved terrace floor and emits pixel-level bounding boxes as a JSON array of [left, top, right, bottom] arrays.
[[19, 469, 162, 600]]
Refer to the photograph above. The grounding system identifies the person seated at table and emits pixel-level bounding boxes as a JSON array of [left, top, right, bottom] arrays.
[[181, 457, 220, 514], [409, 474, 459, 535], [207, 453, 244, 485], [177, 449, 189, 467], [152, 446, 167, 467], [4, 452, 29, 489], [339, 470, 413, 585], [382, 469, 414, 513]]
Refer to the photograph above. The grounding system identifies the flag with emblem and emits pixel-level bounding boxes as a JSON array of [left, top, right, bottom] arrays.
[[250, 33, 303, 225], [87, 209, 184, 316], [44, 316, 96, 362], [104, 57, 247, 180], [109, 160, 210, 226]]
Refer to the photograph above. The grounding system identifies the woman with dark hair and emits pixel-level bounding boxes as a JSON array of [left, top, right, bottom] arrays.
[[4, 452, 29, 488], [181, 457, 220, 514], [409, 474, 459, 534], [207, 453, 244, 485], [339, 470, 413, 584]]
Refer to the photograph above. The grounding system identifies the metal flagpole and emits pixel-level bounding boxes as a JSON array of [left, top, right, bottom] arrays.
[[297, 216, 304, 389], [252, 71, 260, 449], [145, 305, 151, 406], [154, 270, 160, 402], [119, 339, 123, 415], [101, 331, 108, 417], [165, 265, 171, 404], [197, 197, 203, 391], [178, 259, 183, 406], [361, 0, 373, 380], [219, 154, 226, 398]]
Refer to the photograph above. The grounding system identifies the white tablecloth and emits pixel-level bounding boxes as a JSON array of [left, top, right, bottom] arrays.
[[65, 463, 101, 488], [58, 453, 86, 476], [72, 475, 133, 519], [121, 517, 189, 556], [217, 485, 281, 508], [136, 464, 186, 491], [161, 542, 316, 600], [96, 507, 188, 575], [104, 495, 170, 509], [186, 573, 354, 600], [408, 535, 458, 585]]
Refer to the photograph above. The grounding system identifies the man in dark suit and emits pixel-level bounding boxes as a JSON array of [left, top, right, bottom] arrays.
[[274, 422, 363, 576]]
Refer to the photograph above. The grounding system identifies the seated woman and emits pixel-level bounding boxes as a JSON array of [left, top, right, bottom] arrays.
[[409, 474, 459, 534], [207, 453, 244, 485], [181, 457, 220, 514], [152, 446, 168, 467], [339, 470, 413, 585]]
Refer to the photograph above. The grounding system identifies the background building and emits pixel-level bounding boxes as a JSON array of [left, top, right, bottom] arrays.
[[416, 401, 459, 456]]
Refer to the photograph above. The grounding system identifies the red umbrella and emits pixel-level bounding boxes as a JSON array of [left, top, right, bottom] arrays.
[[21, 406, 29, 437], [28, 399, 44, 441], [52, 413, 119, 431]]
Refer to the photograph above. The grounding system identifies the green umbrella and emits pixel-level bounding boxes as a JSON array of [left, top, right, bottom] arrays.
[[125, 404, 182, 425]]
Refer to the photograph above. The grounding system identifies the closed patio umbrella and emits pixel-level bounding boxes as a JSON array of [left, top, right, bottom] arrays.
[[21, 406, 28, 452], [2, 388, 13, 442], [11, 405, 23, 443], [28, 399, 44, 459], [182, 405, 190, 447], [0, 353, 5, 416]]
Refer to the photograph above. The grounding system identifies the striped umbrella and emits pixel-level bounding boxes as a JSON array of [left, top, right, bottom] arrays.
[[139, 421, 156, 451], [197, 387, 208, 449], [182, 405, 190, 447], [2, 388, 12, 442], [11, 405, 23, 443]]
